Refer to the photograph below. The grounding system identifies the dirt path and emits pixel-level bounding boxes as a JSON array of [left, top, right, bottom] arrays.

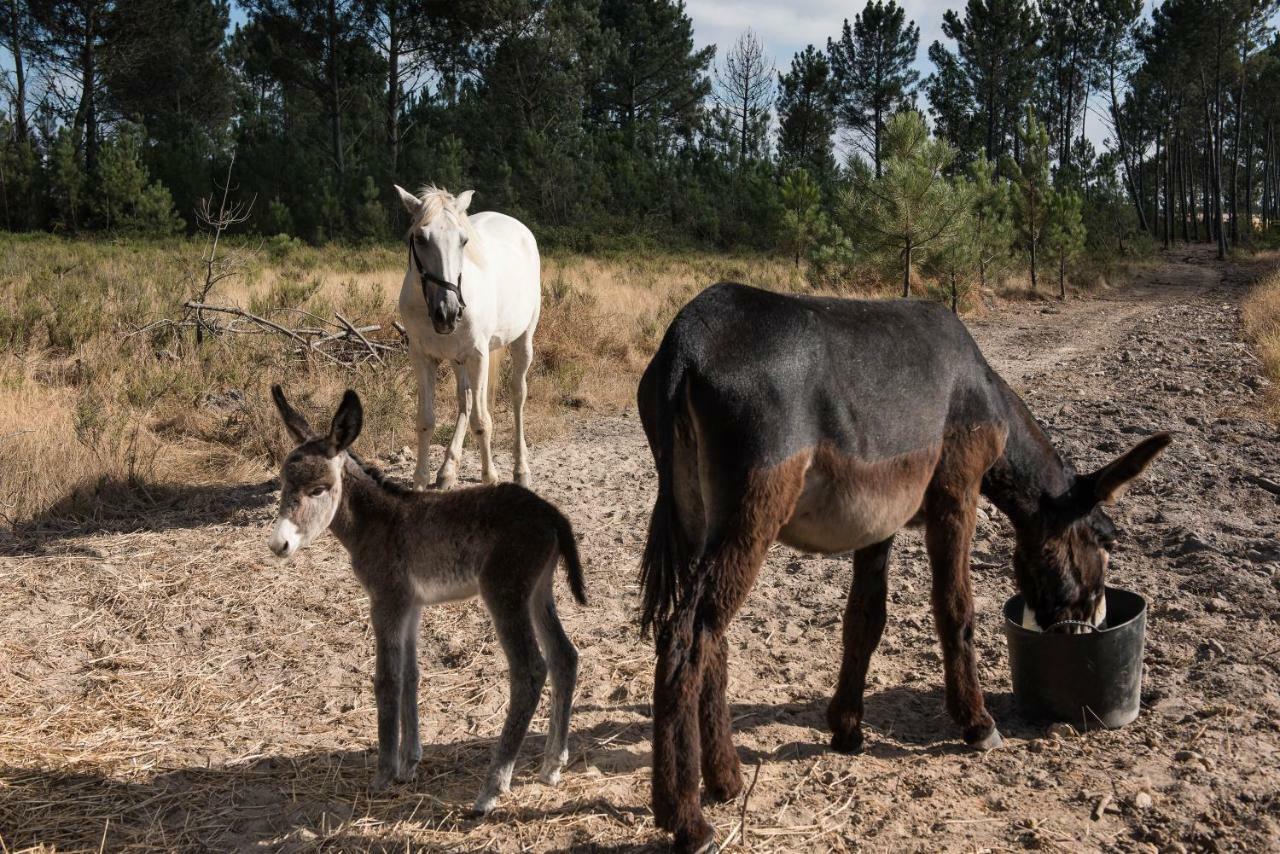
[[2, 248, 1278, 852]]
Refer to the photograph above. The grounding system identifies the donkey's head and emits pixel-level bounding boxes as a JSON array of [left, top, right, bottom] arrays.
[[396, 184, 476, 335], [1017, 432, 1171, 633], [267, 385, 363, 559]]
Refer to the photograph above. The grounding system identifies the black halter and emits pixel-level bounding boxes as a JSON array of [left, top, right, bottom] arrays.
[[408, 238, 466, 310]]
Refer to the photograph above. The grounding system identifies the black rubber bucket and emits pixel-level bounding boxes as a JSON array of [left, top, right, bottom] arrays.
[[1002, 587, 1147, 729]]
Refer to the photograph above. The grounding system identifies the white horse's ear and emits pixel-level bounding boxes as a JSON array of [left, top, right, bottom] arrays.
[[455, 190, 475, 213], [393, 184, 421, 215]]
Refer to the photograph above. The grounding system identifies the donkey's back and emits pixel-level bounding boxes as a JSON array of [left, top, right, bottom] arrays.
[[639, 282, 1003, 466]]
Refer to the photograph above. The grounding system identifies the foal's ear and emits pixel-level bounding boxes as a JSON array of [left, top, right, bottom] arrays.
[[393, 184, 421, 216], [455, 189, 475, 213], [1080, 432, 1172, 506], [272, 384, 315, 444], [328, 389, 363, 453]]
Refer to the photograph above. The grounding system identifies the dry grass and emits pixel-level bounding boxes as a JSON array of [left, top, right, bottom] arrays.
[[1243, 259, 1280, 419], [0, 234, 816, 528]]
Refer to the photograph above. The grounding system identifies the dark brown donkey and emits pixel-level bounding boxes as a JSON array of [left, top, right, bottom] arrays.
[[268, 386, 586, 814], [638, 284, 1170, 852]]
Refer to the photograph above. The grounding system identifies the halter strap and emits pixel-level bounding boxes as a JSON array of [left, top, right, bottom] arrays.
[[408, 238, 466, 309]]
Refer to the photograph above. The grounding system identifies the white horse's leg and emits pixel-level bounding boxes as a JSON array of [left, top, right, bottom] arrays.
[[436, 363, 472, 490], [469, 350, 498, 485], [411, 353, 439, 490], [509, 329, 533, 487]]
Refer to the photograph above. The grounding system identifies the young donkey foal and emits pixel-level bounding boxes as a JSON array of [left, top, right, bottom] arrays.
[[267, 386, 586, 813], [639, 284, 1171, 852]]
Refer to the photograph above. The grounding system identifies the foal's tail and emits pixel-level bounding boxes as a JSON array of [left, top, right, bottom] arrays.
[[637, 338, 690, 639], [553, 510, 588, 606]]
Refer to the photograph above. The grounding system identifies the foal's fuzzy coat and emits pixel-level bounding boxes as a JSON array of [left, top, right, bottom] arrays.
[[268, 386, 586, 814]]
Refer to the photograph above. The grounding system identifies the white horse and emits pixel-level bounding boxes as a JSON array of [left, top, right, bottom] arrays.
[[394, 185, 541, 489]]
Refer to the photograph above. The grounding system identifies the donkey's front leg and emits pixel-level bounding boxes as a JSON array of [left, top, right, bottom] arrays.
[[828, 535, 893, 754], [370, 601, 411, 790], [924, 482, 1001, 750], [436, 365, 473, 490], [467, 350, 498, 485], [412, 354, 439, 490]]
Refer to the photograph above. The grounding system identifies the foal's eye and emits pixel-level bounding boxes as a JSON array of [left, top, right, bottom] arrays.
[[308, 486, 328, 497]]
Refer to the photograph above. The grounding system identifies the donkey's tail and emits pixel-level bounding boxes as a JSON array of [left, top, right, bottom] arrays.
[[637, 339, 690, 638], [553, 510, 588, 606]]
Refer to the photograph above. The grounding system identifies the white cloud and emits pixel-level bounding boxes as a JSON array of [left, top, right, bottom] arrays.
[[684, 0, 947, 74]]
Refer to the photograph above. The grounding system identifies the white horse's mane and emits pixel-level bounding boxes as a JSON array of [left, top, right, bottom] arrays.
[[410, 185, 485, 267]]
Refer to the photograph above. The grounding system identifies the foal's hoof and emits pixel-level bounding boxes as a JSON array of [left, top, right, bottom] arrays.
[[966, 726, 1004, 751], [394, 762, 419, 784], [370, 769, 397, 792], [830, 728, 864, 755], [471, 793, 499, 817], [539, 764, 562, 786]]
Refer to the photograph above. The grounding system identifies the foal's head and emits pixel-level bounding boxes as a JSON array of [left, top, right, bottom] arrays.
[[1017, 432, 1170, 633], [267, 385, 363, 559], [396, 184, 477, 335]]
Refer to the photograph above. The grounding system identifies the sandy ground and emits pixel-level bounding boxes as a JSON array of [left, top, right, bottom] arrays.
[[2, 247, 1278, 852]]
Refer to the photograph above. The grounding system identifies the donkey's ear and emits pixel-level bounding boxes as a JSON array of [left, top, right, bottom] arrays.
[[394, 184, 421, 216], [1081, 432, 1172, 506], [455, 190, 475, 213], [328, 389, 363, 453], [272, 384, 314, 444]]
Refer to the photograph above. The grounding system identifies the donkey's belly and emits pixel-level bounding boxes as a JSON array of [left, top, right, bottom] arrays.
[[778, 445, 938, 555]]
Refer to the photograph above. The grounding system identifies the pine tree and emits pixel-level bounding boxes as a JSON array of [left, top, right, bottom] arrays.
[[779, 168, 827, 267], [827, 1, 920, 177], [713, 29, 773, 166], [1045, 188, 1086, 299], [776, 46, 837, 183], [969, 155, 1014, 290], [845, 111, 970, 297], [926, 0, 1041, 167], [1007, 108, 1052, 292]]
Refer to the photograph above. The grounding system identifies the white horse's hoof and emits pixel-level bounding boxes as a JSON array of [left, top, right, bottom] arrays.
[[514, 470, 531, 488]]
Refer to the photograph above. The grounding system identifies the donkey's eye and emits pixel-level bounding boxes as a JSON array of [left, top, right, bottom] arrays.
[[308, 486, 328, 497]]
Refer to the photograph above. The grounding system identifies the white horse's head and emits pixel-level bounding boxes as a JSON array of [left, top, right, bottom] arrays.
[[395, 184, 479, 335]]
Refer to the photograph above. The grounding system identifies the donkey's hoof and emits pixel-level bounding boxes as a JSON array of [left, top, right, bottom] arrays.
[[471, 793, 499, 816], [966, 726, 1004, 751], [539, 764, 562, 786], [394, 761, 419, 784], [370, 769, 397, 792], [702, 774, 743, 804], [830, 728, 864, 755], [673, 821, 717, 854]]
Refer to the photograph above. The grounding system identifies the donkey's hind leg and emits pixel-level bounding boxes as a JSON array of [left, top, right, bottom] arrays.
[[398, 605, 423, 779], [827, 535, 894, 754], [474, 588, 548, 814], [531, 571, 578, 785], [370, 596, 414, 790]]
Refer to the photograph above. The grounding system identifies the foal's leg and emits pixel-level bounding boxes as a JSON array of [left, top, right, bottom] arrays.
[[827, 535, 894, 753], [436, 363, 473, 489], [370, 598, 413, 790], [474, 588, 548, 814], [411, 352, 439, 490], [531, 572, 578, 785], [509, 329, 534, 487], [467, 349, 498, 484], [925, 472, 1001, 749], [398, 605, 423, 779]]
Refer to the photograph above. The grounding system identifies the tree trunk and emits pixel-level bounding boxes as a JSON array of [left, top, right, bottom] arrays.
[[951, 271, 958, 313], [902, 240, 911, 298], [1059, 252, 1066, 300], [73, 1, 100, 176], [1110, 65, 1150, 234], [1245, 119, 1255, 241], [1029, 235, 1037, 292], [7, 0, 27, 140], [386, 0, 400, 173], [327, 0, 344, 178]]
